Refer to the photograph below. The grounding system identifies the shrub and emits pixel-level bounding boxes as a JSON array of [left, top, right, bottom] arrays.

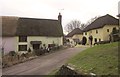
[[94, 40, 110, 45], [9, 51, 16, 56], [28, 48, 31, 52]]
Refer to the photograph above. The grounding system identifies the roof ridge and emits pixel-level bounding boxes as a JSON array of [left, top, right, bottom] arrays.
[[1, 16, 19, 18], [19, 17, 58, 21], [83, 14, 118, 32]]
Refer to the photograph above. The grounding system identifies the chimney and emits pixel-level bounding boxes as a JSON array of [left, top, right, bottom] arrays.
[[58, 13, 62, 25]]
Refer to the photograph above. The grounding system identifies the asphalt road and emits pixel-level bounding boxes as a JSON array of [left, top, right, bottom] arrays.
[[3, 47, 87, 75]]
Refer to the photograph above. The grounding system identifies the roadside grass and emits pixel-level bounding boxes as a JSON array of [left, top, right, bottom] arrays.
[[47, 68, 59, 77], [49, 68, 59, 75], [68, 42, 119, 75]]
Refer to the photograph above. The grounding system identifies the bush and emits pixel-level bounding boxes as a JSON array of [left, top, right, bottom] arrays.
[[21, 53, 28, 58], [9, 51, 16, 56], [112, 34, 120, 42], [94, 40, 110, 45], [34, 49, 43, 56], [28, 48, 31, 52], [112, 27, 118, 34]]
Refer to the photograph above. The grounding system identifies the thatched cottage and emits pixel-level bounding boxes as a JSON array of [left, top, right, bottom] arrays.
[[1, 13, 63, 54]]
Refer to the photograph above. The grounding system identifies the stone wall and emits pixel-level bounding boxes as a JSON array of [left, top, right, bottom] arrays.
[[55, 65, 118, 77]]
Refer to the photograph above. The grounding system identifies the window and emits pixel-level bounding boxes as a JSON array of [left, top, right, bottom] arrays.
[[112, 27, 117, 34], [85, 32, 87, 35], [99, 39, 101, 42], [96, 30, 98, 34], [18, 45, 27, 51], [94, 38, 97, 43], [19, 36, 27, 42], [107, 29, 109, 32], [33, 44, 40, 50]]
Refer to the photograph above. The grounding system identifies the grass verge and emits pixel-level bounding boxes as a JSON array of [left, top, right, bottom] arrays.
[[68, 42, 119, 75]]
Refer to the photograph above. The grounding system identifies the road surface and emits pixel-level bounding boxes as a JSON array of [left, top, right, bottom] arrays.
[[3, 47, 87, 75]]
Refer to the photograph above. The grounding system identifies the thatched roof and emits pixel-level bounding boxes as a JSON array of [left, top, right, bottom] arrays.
[[66, 28, 83, 37], [2, 16, 63, 37], [16, 18, 63, 37], [83, 14, 119, 32], [2, 16, 19, 36]]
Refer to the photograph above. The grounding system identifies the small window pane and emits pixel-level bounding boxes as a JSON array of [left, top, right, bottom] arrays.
[[94, 38, 97, 43], [18, 45, 27, 51], [107, 29, 109, 32], [96, 30, 98, 34], [19, 36, 27, 42], [99, 39, 101, 42]]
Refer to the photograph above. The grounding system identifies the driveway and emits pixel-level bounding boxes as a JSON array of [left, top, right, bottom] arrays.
[[3, 47, 87, 75]]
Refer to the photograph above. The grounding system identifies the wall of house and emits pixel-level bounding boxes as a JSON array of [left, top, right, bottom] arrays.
[[90, 28, 103, 44], [72, 34, 83, 41], [2, 37, 17, 54], [16, 36, 63, 53], [83, 25, 119, 45], [83, 31, 90, 45], [102, 25, 119, 41], [28, 36, 63, 46]]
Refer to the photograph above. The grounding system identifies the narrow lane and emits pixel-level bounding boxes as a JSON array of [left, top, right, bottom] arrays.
[[3, 47, 87, 75]]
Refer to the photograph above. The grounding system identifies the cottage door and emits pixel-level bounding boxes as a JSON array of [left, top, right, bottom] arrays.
[[33, 44, 40, 50]]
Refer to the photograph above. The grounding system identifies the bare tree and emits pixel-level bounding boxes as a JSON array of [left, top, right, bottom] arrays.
[[86, 16, 100, 25], [65, 20, 81, 33], [65, 16, 100, 33], [80, 23, 87, 30]]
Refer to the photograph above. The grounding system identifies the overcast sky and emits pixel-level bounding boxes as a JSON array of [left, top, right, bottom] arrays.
[[0, 0, 120, 34]]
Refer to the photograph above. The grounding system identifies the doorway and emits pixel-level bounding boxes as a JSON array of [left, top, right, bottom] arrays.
[[33, 44, 40, 50]]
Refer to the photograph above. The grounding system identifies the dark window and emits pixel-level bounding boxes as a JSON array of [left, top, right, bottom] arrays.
[[107, 29, 109, 32], [112, 27, 117, 34], [99, 39, 101, 42], [85, 32, 87, 35], [94, 38, 97, 43], [33, 44, 40, 50], [18, 45, 27, 51], [96, 30, 98, 34], [19, 36, 27, 42]]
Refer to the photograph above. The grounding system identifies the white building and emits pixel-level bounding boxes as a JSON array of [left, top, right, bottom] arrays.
[[1, 13, 63, 54]]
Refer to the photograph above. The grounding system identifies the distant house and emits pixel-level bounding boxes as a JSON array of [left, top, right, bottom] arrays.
[[1, 13, 63, 54], [83, 14, 119, 45], [66, 28, 83, 45]]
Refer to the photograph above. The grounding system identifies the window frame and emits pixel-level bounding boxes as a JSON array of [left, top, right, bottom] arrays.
[[96, 30, 98, 34], [19, 36, 27, 42], [107, 29, 109, 32], [99, 38, 101, 42], [18, 45, 27, 51], [94, 38, 97, 43]]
